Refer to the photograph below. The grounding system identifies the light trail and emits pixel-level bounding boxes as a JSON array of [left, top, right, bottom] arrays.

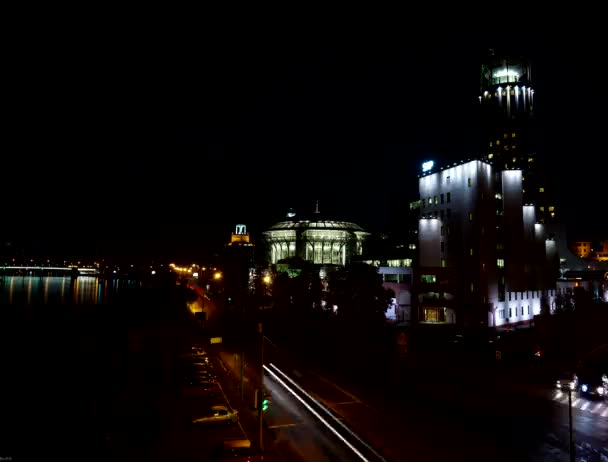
[[268, 363, 387, 462], [264, 364, 370, 462]]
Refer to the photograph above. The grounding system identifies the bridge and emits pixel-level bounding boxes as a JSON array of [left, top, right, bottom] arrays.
[[0, 266, 99, 275]]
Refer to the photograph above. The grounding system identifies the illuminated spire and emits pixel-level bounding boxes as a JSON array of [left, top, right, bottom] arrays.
[[315, 200, 320, 214]]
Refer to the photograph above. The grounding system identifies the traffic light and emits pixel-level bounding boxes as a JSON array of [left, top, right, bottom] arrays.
[[262, 394, 270, 412]]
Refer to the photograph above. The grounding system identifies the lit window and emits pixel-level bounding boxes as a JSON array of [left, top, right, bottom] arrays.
[[511, 132, 516, 138], [489, 142, 493, 147], [497, 259, 505, 268], [468, 212, 473, 222], [470, 248, 473, 256], [441, 259, 446, 268], [548, 206, 554, 211], [539, 187, 545, 193], [512, 157, 517, 162], [511, 146, 516, 149], [434, 196, 439, 205], [503, 133, 508, 139], [421, 274, 436, 283], [488, 153, 494, 159], [550, 212, 555, 218], [496, 140, 501, 146], [470, 283, 474, 292]]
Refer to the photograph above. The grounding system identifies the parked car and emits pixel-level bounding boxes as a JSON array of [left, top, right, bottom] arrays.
[[192, 405, 239, 425], [210, 438, 264, 460]]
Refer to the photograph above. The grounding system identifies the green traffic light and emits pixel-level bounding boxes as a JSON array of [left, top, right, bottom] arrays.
[[262, 399, 269, 411]]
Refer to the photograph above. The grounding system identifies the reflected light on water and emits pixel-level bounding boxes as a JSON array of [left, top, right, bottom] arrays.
[[0, 275, 137, 305]]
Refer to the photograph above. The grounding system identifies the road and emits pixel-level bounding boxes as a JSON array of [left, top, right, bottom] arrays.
[[223, 338, 608, 462], [219, 350, 387, 461]]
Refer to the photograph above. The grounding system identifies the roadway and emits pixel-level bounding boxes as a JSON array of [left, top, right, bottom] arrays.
[[222, 340, 608, 462]]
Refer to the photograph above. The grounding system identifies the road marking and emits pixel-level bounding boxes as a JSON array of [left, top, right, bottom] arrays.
[[264, 365, 371, 462], [312, 372, 367, 406], [268, 363, 387, 462], [268, 423, 300, 429], [591, 403, 603, 414]]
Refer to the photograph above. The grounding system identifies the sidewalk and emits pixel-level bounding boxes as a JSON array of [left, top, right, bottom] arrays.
[[215, 348, 284, 461]]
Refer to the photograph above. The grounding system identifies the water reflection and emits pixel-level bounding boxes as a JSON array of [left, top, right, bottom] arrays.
[[0, 276, 138, 305]]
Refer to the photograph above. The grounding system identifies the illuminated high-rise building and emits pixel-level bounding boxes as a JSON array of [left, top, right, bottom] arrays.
[[413, 49, 562, 329]]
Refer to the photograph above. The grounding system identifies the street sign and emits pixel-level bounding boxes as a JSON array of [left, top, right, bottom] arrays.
[[210, 337, 222, 344]]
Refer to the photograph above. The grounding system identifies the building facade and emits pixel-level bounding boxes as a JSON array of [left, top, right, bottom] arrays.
[[262, 212, 369, 267], [416, 159, 559, 329]]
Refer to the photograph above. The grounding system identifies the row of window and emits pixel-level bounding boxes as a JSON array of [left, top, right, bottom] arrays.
[[497, 305, 532, 319], [422, 192, 451, 208]]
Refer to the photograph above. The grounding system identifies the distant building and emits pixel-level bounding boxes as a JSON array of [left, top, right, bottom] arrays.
[[261, 204, 369, 268]]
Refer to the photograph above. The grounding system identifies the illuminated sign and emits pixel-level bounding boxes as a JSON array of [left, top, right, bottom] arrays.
[[422, 160, 434, 173]]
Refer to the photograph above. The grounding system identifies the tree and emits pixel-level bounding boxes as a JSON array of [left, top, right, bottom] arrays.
[[326, 262, 395, 374]]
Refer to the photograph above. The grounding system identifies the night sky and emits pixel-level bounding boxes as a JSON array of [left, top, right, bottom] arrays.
[[5, 15, 607, 259]]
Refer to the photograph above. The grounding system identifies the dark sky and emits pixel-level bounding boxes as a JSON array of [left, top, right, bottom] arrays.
[[5, 14, 607, 258]]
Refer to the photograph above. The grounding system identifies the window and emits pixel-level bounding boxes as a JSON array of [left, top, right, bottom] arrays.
[[446, 208, 451, 218], [422, 199, 426, 208], [467, 178, 472, 187], [441, 259, 446, 268], [447, 192, 451, 203], [503, 133, 508, 139], [468, 212, 473, 222], [509, 308, 512, 317], [470, 283, 474, 292], [446, 176, 451, 184], [420, 274, 436, 283], [469, 248, 473, 256], [511, 132, 516, 138], [440, 210, 444, 220], [441, 241, 445, 252], [434, 196, 439, 205], [441, 226, 444, 236], [440, 193, 444, 204], [527, 306, 531, 315], [548, 206, 554, 211], [539, 187, 545, 193], [496, 140, 501, 146]]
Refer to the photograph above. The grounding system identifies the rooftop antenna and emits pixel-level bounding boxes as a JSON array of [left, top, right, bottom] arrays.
[[314, 200, 320, 214]]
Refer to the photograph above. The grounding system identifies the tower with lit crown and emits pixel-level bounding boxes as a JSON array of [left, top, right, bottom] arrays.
[[479, 48, 557, 226]]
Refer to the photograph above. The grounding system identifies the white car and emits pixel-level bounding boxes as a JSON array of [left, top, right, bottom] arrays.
[[192, 405, 239, 424]]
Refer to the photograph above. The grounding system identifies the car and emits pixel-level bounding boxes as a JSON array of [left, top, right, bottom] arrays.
[[573, 345, 607, 400], [210, 438, 264, 461], [555, 370, 578, 391], [192, 405, 239, 425], [575, 366, 607, 400]]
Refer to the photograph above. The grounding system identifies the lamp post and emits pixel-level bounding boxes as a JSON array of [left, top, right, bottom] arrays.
[[258, 322, 264, 451]]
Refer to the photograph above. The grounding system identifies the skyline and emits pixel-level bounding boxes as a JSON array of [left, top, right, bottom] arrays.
[[5, 21, 607, 258]]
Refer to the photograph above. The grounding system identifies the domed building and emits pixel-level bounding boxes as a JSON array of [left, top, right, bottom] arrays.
[[262, 204, 370, 266]]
